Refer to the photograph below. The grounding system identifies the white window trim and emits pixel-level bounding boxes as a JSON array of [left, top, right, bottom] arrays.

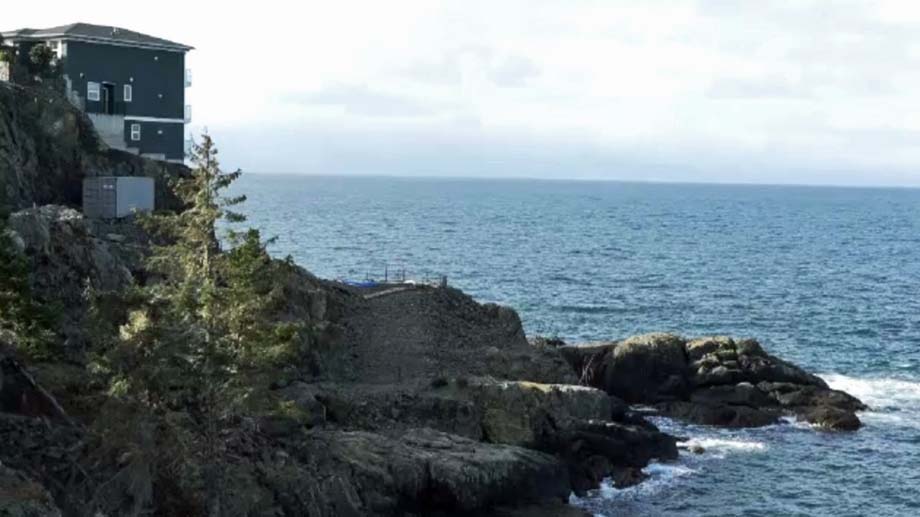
[[123, 84, 132, 102], [87, 82, 100, 102], [130, 123, 141, 141]]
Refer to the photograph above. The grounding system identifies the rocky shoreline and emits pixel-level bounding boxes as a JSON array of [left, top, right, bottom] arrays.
[[558, 333, 867, 431], [0, 81, 868, 516]]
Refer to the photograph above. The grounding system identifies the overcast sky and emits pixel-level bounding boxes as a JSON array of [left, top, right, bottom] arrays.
[[8, 1, 920, 186]]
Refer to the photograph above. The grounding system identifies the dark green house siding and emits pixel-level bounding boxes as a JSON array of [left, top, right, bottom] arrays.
[[62, 41, 186, 160], [123, 120, 185, 159], [63, 41, 185, 119]]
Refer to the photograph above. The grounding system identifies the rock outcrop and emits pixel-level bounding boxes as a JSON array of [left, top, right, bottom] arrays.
[[561, 333, 867, 430], [7, 205, 133, 354], [284, 375, 678, 497], [331, 285, 577, 385]]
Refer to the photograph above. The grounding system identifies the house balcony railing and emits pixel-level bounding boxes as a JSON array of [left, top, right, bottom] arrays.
[[184, 105, 192, 123], [185, 68, 192, 87]]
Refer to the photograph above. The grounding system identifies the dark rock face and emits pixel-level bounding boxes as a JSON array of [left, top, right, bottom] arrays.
[[7, 206, 133, 354], [332, 285, 576, 385], [257, 428, 572, 516], [296, 377, 679, 500], [602, 333, 689, 403], [560, 334, 867, 431], [655, 400, 780, 428]]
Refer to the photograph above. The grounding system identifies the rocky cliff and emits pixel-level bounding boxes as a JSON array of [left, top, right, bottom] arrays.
[[0, 82, 867, 516]]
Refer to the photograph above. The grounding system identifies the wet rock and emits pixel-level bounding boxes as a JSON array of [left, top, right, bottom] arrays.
[[562, 333, 865, 431], [800, 406, 862, 431], [560, 419, 677, 496], [485, 502, 592, 517], [609, 466, 649, 489], [758, 382, 867, 412], [656, 401, 780, 428], [690, 383, 774, 408], [608, 394, 629, 421]]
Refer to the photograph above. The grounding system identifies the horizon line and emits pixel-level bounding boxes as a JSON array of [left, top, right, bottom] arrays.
[[233, 171, 920, 191]]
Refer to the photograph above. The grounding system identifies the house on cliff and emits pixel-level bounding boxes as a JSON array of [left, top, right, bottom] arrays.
[[1, 23, 192, 163]]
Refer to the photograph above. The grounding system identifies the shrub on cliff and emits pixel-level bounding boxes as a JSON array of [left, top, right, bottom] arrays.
[[88, 135, 305, 515], [0, 35, 10, 64], [27, 44, 56, 78], [0, 208, 54, 358]]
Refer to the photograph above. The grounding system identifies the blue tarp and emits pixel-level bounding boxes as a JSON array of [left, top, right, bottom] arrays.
[[344, 280, 379, 288]]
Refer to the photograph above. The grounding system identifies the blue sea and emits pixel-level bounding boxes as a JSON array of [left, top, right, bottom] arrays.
[[236, 175, 920, 516]]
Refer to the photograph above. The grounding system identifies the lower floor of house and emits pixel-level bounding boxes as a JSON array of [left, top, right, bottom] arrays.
[[88, 113, 185, 162]]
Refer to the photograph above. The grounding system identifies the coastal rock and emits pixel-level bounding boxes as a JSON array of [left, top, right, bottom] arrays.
[[485, 502, 592, 517], [757, 382, 866, 412], [599, 333, 689, 403], [303, 376, 678, 499], [800, 406, 862, 431], [687, 336, 827, 389], [562, 334, 866, 431], [312, 428, 571, 514], [656, 400, 779, 428], [689, 383, 775, 408], [333, 286, 576, 385], [555, 341, 616, 386], [469, 379, 612, 447]]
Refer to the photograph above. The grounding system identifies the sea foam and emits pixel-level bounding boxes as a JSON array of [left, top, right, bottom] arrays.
[[820, 373, 920, 429], [569, 462, 698, 514], [683, 437, 767, 459]]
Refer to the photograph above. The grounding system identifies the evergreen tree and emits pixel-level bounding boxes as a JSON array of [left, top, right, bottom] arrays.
[[91, 134, 303, 516]]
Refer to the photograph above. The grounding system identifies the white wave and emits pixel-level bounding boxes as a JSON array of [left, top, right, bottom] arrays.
[[779, 415, 810, 428], [683, 437, 767, 458], [820, 373, 920, 410], [820, 373, 920, 429], [569, 461, 698, 510]]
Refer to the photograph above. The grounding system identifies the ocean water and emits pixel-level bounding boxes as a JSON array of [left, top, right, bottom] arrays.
[[235, 174, 920, 516]]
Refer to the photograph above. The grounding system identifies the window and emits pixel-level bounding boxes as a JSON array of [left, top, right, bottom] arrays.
[[123, 84, 132, 102], [130, 124, 141, 141], [87, 82, 100, 101]]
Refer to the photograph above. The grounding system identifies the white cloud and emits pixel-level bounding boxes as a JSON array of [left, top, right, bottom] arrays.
[[7, 0, 920, 185]]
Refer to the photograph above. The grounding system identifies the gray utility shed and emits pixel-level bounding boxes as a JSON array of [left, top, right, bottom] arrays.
[[83, 176, 155, 218]]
